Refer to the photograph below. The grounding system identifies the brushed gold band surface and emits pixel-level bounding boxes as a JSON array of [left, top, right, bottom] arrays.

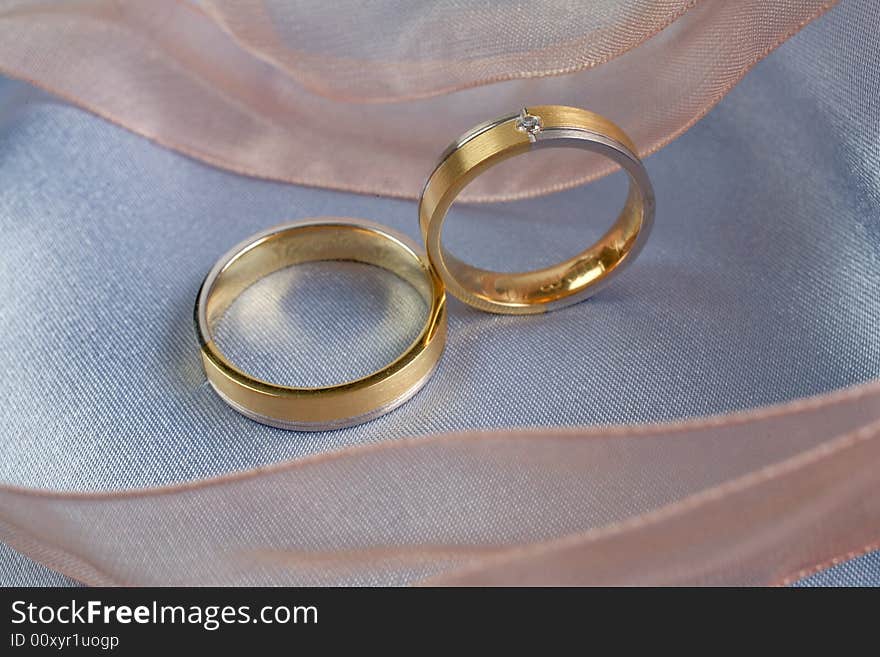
[[419, 105, 655, 314], [195, 218, 447, 431]]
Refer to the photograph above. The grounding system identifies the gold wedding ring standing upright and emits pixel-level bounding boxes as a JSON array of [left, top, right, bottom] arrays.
[[195, 218, 446, 430], [419, 105, 654, 314]]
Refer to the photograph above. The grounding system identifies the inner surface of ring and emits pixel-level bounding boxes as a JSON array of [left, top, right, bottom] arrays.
[[204, 224, 432, 383], [442, 148, 644, 306]]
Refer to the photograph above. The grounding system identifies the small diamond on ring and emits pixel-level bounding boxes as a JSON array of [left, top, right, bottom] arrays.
[[516, 107, 543, 135]]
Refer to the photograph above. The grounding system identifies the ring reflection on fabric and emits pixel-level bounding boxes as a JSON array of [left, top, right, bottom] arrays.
[[419, 106, 655, 314], [195, 218, 447, 430]]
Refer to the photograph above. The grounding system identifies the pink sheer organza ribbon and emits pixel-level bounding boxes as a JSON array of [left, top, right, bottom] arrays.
[[1, 380, 878, 586], [2, 1, 874, 585], [0, 0, 835, 200]]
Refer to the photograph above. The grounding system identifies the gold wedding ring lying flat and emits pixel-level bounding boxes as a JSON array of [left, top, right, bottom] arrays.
[[195, 218, 446, 430], [419, 105, 655, 314]]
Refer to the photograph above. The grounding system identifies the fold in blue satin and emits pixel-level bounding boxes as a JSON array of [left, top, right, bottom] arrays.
[[0, 0, 878, 585]]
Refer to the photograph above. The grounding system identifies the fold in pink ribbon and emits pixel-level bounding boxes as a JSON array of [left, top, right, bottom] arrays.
[[0, 0, 836, 200], [1, 380, 877, 586]]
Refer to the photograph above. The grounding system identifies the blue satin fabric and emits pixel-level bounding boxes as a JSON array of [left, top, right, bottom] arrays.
[[1, 0, 878, 585]]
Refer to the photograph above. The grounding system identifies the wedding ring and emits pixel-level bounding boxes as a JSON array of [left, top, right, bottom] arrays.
[[419, 105, 655, 314], [195, 218, 446, 430]]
